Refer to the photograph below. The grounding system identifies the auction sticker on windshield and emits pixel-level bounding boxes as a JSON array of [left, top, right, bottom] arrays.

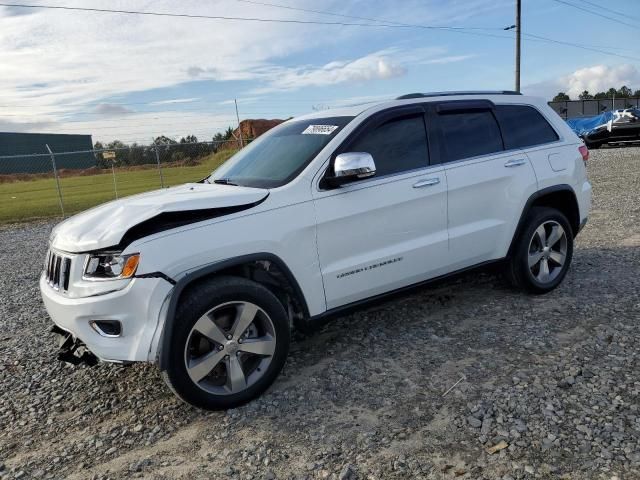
[[302, 125, 339, 135]]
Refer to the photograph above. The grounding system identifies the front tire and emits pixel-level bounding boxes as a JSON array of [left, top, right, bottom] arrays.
[[507, 207, 574, 294], [162, 276, 290, 410]]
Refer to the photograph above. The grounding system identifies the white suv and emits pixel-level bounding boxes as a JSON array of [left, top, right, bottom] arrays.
[[40, 91, 592, 409]]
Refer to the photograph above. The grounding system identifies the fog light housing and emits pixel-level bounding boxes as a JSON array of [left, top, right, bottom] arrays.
[[89, 320, 122, 337]]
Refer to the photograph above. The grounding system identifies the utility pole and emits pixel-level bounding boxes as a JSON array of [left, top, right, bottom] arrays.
[[515, 0, 521, 92], [504, 0, 521, 92], [235, 99, 244, 148]]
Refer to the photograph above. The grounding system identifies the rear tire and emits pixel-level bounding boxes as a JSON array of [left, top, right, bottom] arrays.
[[506, 207, 574, 294], [162, 276, 290, 410]]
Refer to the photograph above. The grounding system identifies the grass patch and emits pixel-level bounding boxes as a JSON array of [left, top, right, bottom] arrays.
[[0, 149, 236, 224]]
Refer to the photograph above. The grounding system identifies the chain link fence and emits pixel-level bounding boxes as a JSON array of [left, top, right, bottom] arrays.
[[0, 140, 249, 223]]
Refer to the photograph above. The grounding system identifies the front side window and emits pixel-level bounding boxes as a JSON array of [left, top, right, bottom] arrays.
[[495, 104, 559, 149], [346, 114, 429, 177], [211, 116, 353, 188], [438, 110, 503, 162]]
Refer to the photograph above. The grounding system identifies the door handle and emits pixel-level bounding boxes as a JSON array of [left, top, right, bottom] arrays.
[[504, 158, 526, 167], [413, 177, 440, 188]]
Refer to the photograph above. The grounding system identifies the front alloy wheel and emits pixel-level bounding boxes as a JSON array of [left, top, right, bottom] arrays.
[[185, 301, 277, 395], [163, 276, 290, 410]]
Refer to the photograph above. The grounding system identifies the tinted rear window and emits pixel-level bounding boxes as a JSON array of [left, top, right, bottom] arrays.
[[438, 110, 503, 162], [495, 105, 559, 149]]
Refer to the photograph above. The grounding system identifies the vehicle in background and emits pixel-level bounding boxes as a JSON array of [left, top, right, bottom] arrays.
[[567, 108, 640, 148]]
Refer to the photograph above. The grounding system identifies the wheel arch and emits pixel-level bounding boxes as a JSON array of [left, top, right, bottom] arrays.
[[507, 184, 580, 258], [158, 253, 309, 370]]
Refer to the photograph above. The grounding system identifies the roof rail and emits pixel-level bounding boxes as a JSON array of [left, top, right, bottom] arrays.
[[396, 91, 522, 100]]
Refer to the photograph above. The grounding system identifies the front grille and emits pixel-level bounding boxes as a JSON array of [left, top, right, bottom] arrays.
[[45, 250, 72, 291]]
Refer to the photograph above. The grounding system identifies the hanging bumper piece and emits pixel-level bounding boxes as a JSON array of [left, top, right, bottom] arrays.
[[51, 325, 99, 366]]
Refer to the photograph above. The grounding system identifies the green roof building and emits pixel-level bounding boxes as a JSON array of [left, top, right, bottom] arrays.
[[0, 132, 94, 174]]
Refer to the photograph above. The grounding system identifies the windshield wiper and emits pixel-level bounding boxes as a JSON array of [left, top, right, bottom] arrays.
[[213, 178, 238, 186]]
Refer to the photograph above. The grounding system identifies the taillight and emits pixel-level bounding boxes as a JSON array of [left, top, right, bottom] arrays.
[[578, 145, 589, 164]]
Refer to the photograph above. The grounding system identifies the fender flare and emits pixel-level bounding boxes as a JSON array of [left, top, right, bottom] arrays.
[[157, 252, 309, 370], [507, 184, 578, 257]]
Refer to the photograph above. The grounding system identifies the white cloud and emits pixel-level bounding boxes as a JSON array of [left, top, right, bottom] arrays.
[[0, 1, 339, 116], [420, 54, 477, 65], [0, 0, 481, 140], [251, 47, 475, 94], [218, 97, 263, 106], [524, 64, 640, 99], [150, 98, 200, 105], [251, 49, 407, 94], [562, 64, 640, 98], [94, 104, 134, 116], [0, 118, 56, 132]]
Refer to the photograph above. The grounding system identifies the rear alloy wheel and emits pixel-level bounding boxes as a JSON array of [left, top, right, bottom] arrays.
[[507, 207, 574, 293], [527, 220, 568, 284], [163, 276, 290, 410]]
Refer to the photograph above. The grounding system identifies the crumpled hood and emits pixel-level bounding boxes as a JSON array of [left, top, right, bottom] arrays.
[[50, 183, 268, 253]]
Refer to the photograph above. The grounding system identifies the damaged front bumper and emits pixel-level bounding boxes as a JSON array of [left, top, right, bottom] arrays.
[[40, 273, 173, 363], [51, 325, 99, 366]]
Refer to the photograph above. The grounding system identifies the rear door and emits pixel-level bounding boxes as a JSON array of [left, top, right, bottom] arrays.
[[312, 106, 449, 309], [493, 103, 568, 192], [431, 100, 539, 269]]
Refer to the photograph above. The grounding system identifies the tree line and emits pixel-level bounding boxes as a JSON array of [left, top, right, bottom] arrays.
[[92, 127, 237, 169], [553, 86, 640, 102]]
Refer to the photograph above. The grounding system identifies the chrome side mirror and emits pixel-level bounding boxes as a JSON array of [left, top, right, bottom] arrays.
[[325, 152, 376, 187]]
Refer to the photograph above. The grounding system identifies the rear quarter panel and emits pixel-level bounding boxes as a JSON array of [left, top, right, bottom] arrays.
[[524, 101, 591, 223]]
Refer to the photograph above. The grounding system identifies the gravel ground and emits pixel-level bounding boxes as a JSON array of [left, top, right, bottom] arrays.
[[1, 146, 639, 480]]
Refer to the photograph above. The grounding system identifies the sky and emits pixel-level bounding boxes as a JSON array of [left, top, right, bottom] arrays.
[[0, 0, 639, 144]]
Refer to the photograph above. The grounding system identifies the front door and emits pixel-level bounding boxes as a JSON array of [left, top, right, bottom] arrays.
[[312, 107, 449, 310]]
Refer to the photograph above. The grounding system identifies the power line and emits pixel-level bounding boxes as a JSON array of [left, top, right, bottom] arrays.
[[0, 2, 632, 61], [232, 0, 640, 57], [228, 0, 519, 43], [523, 33, 635, 55], [232, 0, 502, 31], [231, 0, 640, 59], [0, 1, 520, 49], [0, 1, 637, 120], [549, 0, 639, 30], [521, 32, 640, 61], [578, 0, 640, 22], [0, 2, 505, 32]]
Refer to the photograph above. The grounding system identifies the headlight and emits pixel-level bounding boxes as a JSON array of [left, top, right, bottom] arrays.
[[83, 252, 140, 280]]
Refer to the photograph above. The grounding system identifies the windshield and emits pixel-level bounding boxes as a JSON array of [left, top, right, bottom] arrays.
[[209, 116, 353, 188]]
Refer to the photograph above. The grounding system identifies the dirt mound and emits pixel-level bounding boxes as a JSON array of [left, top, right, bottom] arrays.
[[237, 118, 285, 139], [221, 119, 285, 149]]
